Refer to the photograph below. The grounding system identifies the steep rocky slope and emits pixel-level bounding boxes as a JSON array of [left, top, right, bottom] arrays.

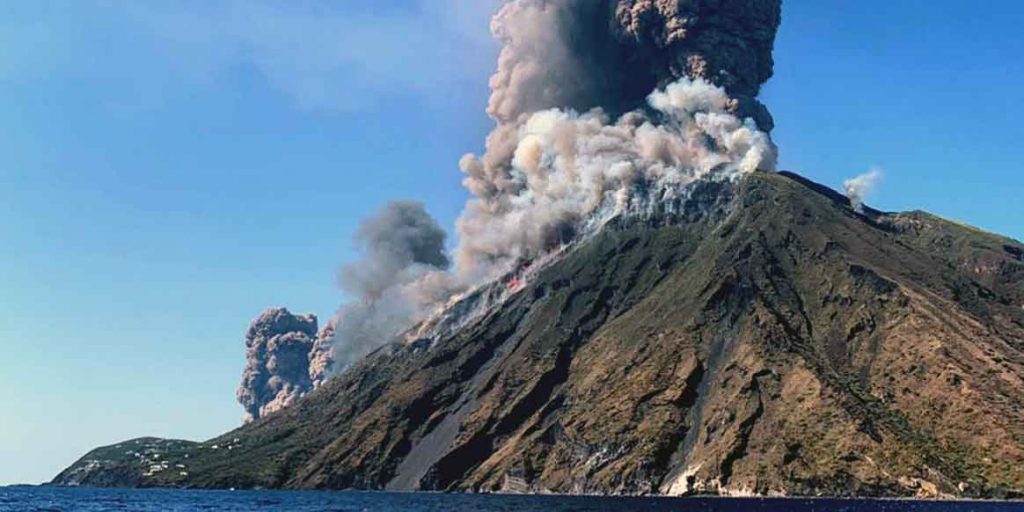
[[53, 172, 1024, 498]]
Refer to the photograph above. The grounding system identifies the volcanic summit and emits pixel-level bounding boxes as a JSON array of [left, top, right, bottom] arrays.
[[52, 0, 1024, 499]]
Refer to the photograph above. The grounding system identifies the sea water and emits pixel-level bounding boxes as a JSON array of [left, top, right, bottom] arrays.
[[1, 487, 1020, 512]]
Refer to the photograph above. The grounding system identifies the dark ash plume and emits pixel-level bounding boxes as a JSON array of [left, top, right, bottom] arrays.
[[456, 0, 781, 280], [236, 308, 318, 423]]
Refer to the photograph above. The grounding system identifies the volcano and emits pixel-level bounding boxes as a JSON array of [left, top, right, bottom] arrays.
[[53, 171, 1024, 498]]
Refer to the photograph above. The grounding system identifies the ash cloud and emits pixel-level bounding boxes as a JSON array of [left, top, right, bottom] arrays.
[[318, 202, 456, 377], [338, 201, 450, 300], [485, 0, 781, 128], [237, 308, 318, 423], [238, 203, 456, 412], [613, 0, 781, 130]]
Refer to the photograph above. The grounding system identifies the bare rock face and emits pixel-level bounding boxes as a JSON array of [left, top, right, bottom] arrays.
[[612, 0, 782, 130], [236, 308, 319, 423]]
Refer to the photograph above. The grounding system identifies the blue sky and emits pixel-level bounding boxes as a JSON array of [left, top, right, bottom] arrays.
[[1, 1, 1022, 485]]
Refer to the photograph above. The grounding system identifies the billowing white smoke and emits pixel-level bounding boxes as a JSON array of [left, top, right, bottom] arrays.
[[456, 78, 776, 279], [486, 0, 581, 123], [844, 168, 883, 213]]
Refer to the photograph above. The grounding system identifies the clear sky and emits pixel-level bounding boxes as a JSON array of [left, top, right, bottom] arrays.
[[1, 1, 1022, 485]]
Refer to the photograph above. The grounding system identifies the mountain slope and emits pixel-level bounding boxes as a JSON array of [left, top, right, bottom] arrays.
[[53, 172, 1024, 498]]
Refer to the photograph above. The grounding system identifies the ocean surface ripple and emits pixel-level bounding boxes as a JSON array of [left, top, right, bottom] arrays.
[[1, 488, 1022, 512]]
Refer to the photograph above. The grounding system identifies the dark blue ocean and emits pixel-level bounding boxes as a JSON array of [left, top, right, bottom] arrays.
[[2, 488, 1022, 512]]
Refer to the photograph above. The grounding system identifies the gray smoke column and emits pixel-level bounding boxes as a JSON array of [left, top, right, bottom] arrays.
[[236, 307, 318, 423], [612, 0, 781, 130], [320, 201, 456, 376]]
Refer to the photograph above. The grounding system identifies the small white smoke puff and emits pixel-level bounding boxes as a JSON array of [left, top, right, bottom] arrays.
[[844, 169, 883, 213]]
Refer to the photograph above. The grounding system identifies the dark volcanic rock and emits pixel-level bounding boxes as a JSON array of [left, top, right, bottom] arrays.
[[62, 172, 1024, 498], [236, 308, 318, 423]]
